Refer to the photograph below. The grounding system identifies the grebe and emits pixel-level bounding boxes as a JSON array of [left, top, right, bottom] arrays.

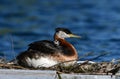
[[16, 28, 80, 68]]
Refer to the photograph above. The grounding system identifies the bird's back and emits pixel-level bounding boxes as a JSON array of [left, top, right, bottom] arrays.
[[28, 40, 61, 54]]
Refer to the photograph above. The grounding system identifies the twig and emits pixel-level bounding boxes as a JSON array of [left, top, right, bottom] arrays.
[[88, 52, 109, 61], [56, 71, 62, 79], [78, 52, 94, 60], [9, 34, 17, 61]]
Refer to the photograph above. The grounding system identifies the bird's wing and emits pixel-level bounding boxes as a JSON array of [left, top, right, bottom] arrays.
[[28, 40, 61, 54]]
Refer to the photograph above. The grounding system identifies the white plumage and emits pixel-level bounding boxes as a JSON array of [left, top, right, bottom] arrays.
[[26, 57, 58, 68]]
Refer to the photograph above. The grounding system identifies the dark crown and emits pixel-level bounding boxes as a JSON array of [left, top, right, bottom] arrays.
[[55, 28, 72, 34]]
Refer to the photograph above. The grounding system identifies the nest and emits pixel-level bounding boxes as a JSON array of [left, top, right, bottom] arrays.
[[52, 61, 120, 75], [0, 60, 119, 75]]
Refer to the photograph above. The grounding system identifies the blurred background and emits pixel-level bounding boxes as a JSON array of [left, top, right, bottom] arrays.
[[0, 0, 120, 62]]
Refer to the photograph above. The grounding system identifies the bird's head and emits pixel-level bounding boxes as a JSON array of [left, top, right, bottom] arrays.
[[55, 28, 80, 39]]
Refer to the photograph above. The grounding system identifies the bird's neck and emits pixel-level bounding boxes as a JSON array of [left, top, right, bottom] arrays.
[[54, 35, 78, 59]]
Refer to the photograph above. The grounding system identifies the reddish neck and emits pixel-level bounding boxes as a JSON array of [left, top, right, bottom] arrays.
[[54, 35, 78, 58]]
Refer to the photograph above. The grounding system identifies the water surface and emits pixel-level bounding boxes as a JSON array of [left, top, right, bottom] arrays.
[[0, 0, 120, 62]]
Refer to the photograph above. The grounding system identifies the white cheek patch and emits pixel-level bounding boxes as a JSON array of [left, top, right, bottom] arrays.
[[26, 57, 58, 68], [57, 31, 70, 38]]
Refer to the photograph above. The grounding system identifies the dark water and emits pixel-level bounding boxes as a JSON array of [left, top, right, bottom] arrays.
[[0, 0, 120, 62]]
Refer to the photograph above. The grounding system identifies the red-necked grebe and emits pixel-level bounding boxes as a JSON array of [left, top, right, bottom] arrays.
[[16, 28, 80, 68]]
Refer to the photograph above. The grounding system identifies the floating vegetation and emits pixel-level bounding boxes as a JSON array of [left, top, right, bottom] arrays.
[[0, 57, 119, 76]]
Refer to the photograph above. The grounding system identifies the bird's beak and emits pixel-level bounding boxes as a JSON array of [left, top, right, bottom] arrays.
[[69, 34, 81, 38]]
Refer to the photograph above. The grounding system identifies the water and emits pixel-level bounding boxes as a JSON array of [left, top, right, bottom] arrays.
[[0, 0, 120, 62]]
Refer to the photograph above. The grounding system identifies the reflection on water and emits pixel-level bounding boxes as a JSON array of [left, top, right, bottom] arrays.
[[0, 0, 120, 61]]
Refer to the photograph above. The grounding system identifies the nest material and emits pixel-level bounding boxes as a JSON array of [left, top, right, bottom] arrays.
[[52, 61, 120, 75], [0, 60, 119, 75]]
